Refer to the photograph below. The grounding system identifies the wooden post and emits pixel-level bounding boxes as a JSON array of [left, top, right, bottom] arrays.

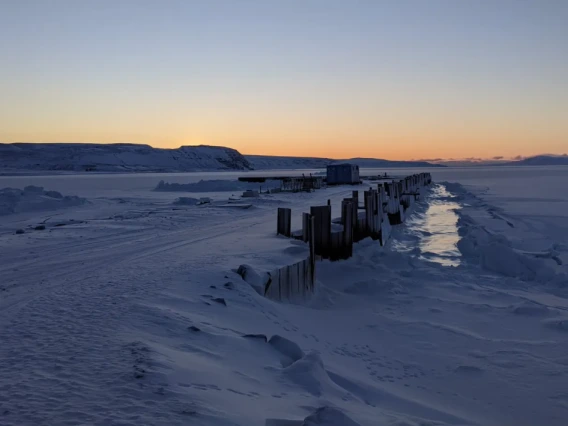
[[377, 187, 384, 223], [373, 190, 381, 240], [330, 232, 342, 261], [341, 198, 348, 225], [364, 193, 373, 239], [277, 207, 291, 237], [310, 205, 331, 259], [308, 215, 315, 288], [351, 190, 359, 229], [302, 212, 311, 242], [342, 200, 353, 258]]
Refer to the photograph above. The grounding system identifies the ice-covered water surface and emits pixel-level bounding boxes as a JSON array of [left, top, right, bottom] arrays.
[[391, 184, 461, 266]]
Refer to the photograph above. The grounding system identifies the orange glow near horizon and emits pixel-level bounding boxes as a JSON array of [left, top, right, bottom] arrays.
[[2, 125, 566, 161], [1, 2, 567, 162]]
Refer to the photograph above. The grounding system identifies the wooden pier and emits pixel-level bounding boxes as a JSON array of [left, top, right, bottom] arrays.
[[252, 172, 432, 302]]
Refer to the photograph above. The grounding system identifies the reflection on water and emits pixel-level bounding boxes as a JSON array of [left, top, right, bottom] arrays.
[[391, 184, 461, 266]]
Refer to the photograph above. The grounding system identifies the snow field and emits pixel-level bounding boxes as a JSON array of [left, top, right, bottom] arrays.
[[0, 168, 567, 425]]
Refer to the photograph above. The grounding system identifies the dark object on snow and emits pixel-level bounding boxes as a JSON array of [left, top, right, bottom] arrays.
[[277, 207, 291, 237], [210, 285, 217, 289], [188, 326, 201, 332], [243, 334, 267, 342], [224, 281, 234, 290], [15, 229, 25, 234], [212, 297, 227, 306], [34, 225, 46, 231]]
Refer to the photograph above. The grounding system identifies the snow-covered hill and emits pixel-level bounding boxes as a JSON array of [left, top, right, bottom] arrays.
[[245, 155, 331, 170], [341, 157, 445, 168], [0, 144, 444, 173], [0, 143, 253, 172], [245, 155, 443, 170]]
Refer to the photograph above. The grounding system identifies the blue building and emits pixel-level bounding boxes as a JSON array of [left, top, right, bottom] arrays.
[[326, 163, 360, 185]]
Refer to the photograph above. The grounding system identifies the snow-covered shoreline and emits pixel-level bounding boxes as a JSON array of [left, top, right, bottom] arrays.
[[1, 169, 567, 425]]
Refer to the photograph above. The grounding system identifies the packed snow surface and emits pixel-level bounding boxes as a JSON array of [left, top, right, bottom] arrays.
[[0, 166, 567, 425]]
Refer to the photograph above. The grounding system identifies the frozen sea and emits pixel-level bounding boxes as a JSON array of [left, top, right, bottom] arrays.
[[1, 166, 567, 425]]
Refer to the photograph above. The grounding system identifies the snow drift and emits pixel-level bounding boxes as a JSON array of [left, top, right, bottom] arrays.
[[0, 186, 86, 216], [172, 197, 199, 206], [444, 181, 566, 286]]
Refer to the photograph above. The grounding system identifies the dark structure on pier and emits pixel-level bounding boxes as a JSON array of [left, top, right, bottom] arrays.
[[326, 163, 360, 185]]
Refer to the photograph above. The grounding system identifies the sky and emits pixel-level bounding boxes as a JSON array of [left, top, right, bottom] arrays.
[[0, 0, 567, 160]]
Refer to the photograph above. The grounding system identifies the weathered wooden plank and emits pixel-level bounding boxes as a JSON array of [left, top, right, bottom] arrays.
[[289, 262, 297, 300], [267, 269, 280, 301], [277, 207, 292, 237], [310, 205, 331, 259], [365, 194, 373, 238], [351, 191, 359, 230], [373, 191, 381, 240], [302, 212, 311, 242], [329, 231, 341, 261], [342, 200, 353, 258], [308, 214, 315, 285], [297, 260, 304, 297], [280, 265, 288, 301]]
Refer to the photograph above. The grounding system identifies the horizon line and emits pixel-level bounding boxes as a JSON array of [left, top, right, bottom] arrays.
[[1, 140, 566, 163]]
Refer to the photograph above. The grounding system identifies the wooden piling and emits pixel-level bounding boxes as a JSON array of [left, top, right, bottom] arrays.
[[351, 191, 359, 228], [308, 214, 315, 287], [330, 232, 342, 261], [302, 212, 311, 242], [342, 200, 354, 258], [372, 190, 381, 240], [310, 205, 331, 259], [365, 193, 374, 238], [277, 207, 291, 237]]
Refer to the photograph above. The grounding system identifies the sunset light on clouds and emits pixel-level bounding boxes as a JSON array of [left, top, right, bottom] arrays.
[[1, 0, 566, 160]]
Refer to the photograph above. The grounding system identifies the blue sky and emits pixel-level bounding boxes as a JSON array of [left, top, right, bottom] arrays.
[[1, 0, 566, 159]]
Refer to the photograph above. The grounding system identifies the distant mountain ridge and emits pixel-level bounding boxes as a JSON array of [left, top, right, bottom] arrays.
[[245, 155, 444, 169], [0, 143, 444, 173], [0, 143, 253, 172]]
